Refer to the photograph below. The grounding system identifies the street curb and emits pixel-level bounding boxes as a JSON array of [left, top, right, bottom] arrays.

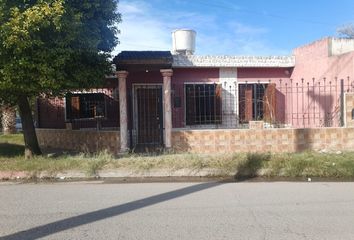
[[0, 169, 234, 181]]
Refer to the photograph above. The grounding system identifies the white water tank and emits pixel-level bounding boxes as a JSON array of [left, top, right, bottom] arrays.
[[172, 29, 196, 55]]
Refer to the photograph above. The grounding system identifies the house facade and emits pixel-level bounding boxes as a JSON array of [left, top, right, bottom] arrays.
[[36, 30, 354, 153]]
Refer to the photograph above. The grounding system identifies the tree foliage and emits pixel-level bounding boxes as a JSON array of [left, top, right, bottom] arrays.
[[0, 0, 121, 156], [0, 0, 120, 103]]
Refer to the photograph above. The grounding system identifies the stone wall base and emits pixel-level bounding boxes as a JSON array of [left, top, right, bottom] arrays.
[[172, 127, 354, 153], [36, 129, 120, 154], [36, 127, 354, 154]]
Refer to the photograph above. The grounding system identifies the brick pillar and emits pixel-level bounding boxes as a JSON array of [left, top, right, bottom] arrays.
[[161, 69, 173, 148], [116, 71, 129, 152]]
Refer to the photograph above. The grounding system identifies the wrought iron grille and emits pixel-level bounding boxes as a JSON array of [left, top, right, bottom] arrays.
[[67, 88, 119, 130], [185, 83, 222, 125], [130, 85, 164, 149], [38, 77, 354, 131], [37, 87, 119, 130], [172, 77, 354, 129]]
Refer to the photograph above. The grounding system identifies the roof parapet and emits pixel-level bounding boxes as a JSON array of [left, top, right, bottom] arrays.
[[172, 54, 295, 68]]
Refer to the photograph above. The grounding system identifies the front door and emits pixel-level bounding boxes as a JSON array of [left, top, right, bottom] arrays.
[[134, 85, 163, 148]]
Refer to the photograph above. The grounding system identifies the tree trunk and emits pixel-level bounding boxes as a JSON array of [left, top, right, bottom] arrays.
[[18, 95, 42, 158], [1, 106, 16, 134]]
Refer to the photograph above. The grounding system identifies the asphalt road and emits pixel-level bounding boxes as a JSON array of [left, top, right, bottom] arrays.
[[1, 181, 354, 240]]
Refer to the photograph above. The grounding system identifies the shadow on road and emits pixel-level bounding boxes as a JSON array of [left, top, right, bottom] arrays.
[[1, 182, 222, 240]]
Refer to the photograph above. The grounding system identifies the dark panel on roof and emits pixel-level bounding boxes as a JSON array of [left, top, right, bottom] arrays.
[[113, 51, 173, 71], [116, 51, 172, 60]]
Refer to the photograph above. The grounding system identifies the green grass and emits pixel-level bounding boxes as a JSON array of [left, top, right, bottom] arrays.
[[0, 133, 25, 157], [265, 152, 354, 178], [1, 133, 354, 178], [105, 152, 242, 174]]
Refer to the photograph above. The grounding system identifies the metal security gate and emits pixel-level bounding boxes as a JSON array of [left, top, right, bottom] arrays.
[[133, 85, 163, 149]]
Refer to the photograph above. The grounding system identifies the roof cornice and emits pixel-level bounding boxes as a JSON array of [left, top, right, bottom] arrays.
[[172, 54, 295, 68]]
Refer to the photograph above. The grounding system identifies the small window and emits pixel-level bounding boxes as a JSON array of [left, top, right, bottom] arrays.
[[185, 83, 222, 125], [65, 93, 107, 120]]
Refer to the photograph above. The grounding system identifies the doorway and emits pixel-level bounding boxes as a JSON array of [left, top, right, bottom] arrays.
[[133, 85, 163, 149]]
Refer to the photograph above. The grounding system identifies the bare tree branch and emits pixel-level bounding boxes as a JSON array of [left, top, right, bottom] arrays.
[[337, 24, 354, 38]]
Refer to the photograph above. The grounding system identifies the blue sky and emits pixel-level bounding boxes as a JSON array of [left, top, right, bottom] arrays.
[[114, 0, 354, 56]]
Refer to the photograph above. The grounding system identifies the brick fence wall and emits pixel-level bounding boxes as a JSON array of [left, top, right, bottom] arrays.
[[35, 93, 354, 154], [36, 129, 120, 154], [170, 93, 354, 153], [36, 127, 354, 154], [171, 127, 354, 153]]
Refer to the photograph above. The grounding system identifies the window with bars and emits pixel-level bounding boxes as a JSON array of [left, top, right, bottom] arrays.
[[238, 83, 276, 123], [65, 93, 107, 120], [185, 83, 222, 125]]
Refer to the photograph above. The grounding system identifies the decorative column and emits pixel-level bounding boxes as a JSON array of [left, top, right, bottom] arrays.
[[116, 71, 129, 152], [161, 69, 173, 148]]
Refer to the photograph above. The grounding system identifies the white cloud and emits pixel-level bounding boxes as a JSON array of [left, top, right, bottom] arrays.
[[113, 0, 289, 56], [118, 1, 144, 14], [113, 0, 171, 55]]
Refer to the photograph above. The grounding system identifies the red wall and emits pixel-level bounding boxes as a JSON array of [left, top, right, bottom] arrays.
[[173, 68, 219, 83], [125, 68, 219, 128], [172, 68, 219, 128], [37, 98, 66, 129], [37, 84, 119, 129], [238, 67, 292, 82], [126, 68, 292, 128], [126, 70, 163, 86]]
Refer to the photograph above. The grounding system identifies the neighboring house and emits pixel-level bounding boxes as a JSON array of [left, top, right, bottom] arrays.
[[36, 29, 354, 152]]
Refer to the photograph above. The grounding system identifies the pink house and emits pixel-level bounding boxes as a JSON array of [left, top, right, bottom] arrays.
[[36, 30, 354, 152]]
